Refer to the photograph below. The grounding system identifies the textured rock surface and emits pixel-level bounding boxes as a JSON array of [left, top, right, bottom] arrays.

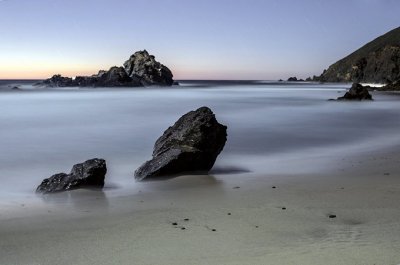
[[134, 107, 227, 180], [36, 158, 107, 194], [39, 50, 173, 87], [319, 27, 400, 83], [337, 83, 373, 101], [123, 50, 174, 86]]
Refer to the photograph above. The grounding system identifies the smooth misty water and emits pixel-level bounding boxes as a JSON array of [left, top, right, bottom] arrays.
[[1, 81, 400, 201]]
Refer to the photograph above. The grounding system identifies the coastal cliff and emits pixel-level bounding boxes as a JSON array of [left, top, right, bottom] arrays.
[[318, 27, 400, 84]]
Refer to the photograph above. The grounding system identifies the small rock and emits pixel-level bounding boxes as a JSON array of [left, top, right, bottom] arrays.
[[172, 222, 178, 226], [181, 227, 186, 230], [233, 186, 240, 189], [184, 218, 190, 221], [36, 158, 107, 194], [211, 229, 216, 232], [328, 214, 337, 219], [282, 207, 286, 210]]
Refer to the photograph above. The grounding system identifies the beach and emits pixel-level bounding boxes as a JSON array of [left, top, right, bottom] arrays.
[[1, 144, 400, 265], [1, 82, 400, 264]]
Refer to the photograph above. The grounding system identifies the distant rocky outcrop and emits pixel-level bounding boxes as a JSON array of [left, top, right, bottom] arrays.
[[36, 158, 107, 194], [287, 77, 305, 82], [39, 50, 174, 87], [319, 27, 400, 83], [337, 83, 373, 101], [134, 107, 227, 181]]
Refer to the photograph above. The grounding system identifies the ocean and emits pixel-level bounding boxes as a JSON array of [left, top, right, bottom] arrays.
[[1, 80, 399, 202]]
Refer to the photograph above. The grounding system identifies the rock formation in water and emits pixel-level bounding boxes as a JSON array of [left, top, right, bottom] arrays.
[[123, 50, 174, 86], [134, 107, 227, 181], [39, 50, 174, 87], [337, 83, 373, 101], [36, 158, 107, 194], [287, 77, 304, 82], [318, 27, 400, 83]]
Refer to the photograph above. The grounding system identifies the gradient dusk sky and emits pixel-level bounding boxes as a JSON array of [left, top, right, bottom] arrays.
[[0, 0, 399, 80]]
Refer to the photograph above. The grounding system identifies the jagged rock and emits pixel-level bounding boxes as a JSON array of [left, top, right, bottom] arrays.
[[337, 83, 373, 101], [134, 107, 227, 180], [39, 50, 174, 87], [123, 50, 174, 86], [36, 158, 107, 194]]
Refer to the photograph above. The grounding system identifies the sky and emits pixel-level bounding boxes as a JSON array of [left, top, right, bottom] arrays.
[[0, 0, 399, 80]]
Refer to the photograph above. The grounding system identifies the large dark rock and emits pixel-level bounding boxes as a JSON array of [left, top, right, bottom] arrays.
[[123, 50, 174, 86], [38, 50, 174, 88], [36, 158, 107, 194], [318, 27, 400, 83], [337, 83, 373, 101], [134, 107, 227, 180]]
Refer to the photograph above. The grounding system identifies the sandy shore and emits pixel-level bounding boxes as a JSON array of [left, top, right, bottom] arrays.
[[0, 142, 399, 265]]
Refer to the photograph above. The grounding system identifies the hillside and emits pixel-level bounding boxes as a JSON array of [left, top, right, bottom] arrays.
[[319, 27, 400, 83]]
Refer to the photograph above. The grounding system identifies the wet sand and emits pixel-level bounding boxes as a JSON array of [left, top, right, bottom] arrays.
[[1, 144, 399, 265]]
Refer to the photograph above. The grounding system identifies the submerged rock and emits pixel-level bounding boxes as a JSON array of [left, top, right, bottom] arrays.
[[134, 107, 227, 180], [36, 158, 107, 194], [337, 83, 373, 100]]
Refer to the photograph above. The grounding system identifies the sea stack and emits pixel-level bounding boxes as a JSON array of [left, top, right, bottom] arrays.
[[134, 107, 227, 181], [337, 83, 373, 101], [39, 50, 174, 87]]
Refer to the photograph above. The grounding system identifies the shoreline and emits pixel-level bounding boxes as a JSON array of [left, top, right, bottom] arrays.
[[1, 142, 400, 265]]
